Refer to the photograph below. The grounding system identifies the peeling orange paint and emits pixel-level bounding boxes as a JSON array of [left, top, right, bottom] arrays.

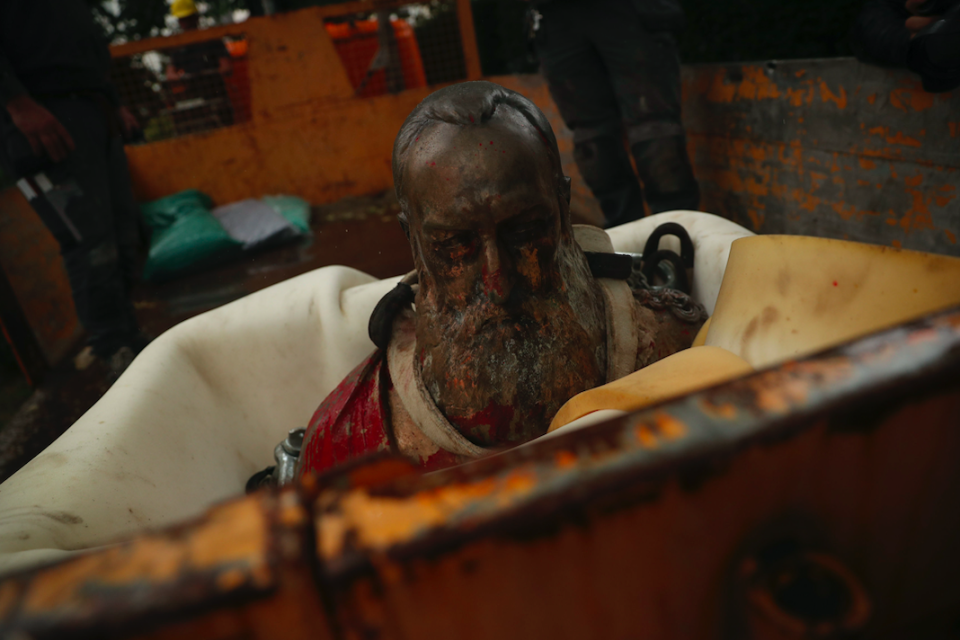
[[889, 87, 934, 113], [900, 186, 936, 234], [867, 93, 877, 104], [886, 131, 922, 148], [793, 189, 821, 212], [736, 66, 782, 101], [905, 174, 923, 187], [859, 158, 877, 170], [707, 70, 737, 103], [818, 79, 847, 109], [892, 240, 903, 248], [945, 229, 957, 244], [746, 178, 769, 197]]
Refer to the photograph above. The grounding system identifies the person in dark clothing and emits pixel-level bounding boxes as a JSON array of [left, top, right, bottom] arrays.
[[532, 0, 699, 228], [0, 0, 148, 376], [851, 0, 960, 92]]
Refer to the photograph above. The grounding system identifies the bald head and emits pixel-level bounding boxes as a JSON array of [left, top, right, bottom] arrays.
[[392, 81, 569, 222]]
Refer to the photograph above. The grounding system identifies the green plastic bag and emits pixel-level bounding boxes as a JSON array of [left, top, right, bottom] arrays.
[[261, 195, 312, 235], [141, 190, 240, 282], [140, 189, 213, 232]]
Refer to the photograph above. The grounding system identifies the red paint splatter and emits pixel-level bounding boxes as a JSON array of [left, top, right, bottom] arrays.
[[469, 115, 475, 123], [833, 280, 838, 287], [481, 262, 506, 300], [455, 402, 517, 443], [415, 136, 419, 141], [489, 141, 494, 145], [431, 161, 436, 166]]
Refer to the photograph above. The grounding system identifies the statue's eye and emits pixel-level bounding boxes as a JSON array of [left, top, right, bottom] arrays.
[[505, 219, 548, 244], [432, 231, 475, 259]]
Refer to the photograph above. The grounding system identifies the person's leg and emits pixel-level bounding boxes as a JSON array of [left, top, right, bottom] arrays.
[[591, 0, 700, 214], [535, 0, 645, 227], [26, 97, 142, 361], [105, 135, 145, 294]]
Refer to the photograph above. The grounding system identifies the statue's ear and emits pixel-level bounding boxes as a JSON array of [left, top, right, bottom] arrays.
[[561, 176, 572, 206]]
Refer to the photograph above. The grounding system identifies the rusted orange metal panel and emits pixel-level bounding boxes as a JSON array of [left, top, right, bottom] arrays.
[[3, 306, 959, 638], [0, 490, 334, 640], [681, 59, 959, 256], [0, 188, 80, 368]]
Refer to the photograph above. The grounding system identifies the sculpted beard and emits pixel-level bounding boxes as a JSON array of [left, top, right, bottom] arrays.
[[415, 242, 606, 447]]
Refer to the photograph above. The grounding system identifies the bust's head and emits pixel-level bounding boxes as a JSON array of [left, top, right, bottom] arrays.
[[392, 82, 607, 446]]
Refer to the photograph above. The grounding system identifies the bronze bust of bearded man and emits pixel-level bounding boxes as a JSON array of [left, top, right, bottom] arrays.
[[295, 81, 705, 477]]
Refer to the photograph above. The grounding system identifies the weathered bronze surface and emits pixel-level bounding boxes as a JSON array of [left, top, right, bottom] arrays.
[[394, 82, 608, 446], [391, 81, 701, 447]]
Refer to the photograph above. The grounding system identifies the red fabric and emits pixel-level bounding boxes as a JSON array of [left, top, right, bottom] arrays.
[[297, 351, 391, 477]]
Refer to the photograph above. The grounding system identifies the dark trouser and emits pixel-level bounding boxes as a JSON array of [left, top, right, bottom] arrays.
[[16, 96, 143, 359], [535, 0, 700, 227]]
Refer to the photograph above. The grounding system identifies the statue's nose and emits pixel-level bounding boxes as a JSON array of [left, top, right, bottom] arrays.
[[481, 241, 513, 305]]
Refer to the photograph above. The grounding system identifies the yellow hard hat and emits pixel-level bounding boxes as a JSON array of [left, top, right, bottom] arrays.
[[170, 0, 198, 18]]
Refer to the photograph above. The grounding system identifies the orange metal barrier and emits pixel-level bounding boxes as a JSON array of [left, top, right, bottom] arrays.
[[325, 19, 427, 98]]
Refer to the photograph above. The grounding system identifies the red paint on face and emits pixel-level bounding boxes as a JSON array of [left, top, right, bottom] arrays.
[[481, 260, 506, 301], [456, 401, 517, 443]]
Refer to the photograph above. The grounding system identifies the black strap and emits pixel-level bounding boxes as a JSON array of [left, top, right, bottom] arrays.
[[368, 281, 416, 350], [584, 251, 634, 280], [642, 222, 695, 268]]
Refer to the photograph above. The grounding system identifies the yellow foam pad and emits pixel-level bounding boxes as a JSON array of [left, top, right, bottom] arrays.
[[548, 346, 753, 433], [692, 317, 711, 347], [705, 236, 960, 368]]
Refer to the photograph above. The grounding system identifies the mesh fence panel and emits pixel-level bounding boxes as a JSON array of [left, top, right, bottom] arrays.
[[111, 35, 251, 144], [325, 1, 466, 97], [110, 2, 467, 143]]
